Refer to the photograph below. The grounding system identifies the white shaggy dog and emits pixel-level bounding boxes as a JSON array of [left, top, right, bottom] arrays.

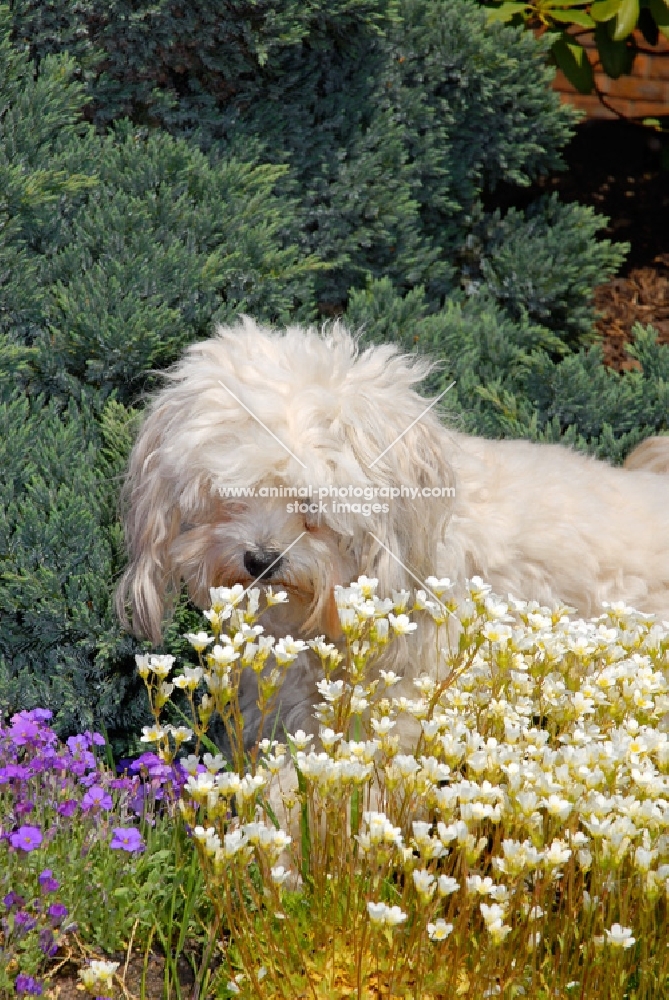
[[117, 318, 669, 737]]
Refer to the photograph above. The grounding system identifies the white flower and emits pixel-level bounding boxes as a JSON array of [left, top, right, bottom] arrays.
[[202, 752, 227, 773], [480, 902, 507, 927], [316, 679, 345, 702], [222, 829, 249, 858], [392, 589, 411, 611], [388, 612, 418, 634], [393, 754, 421, 776], [169, 725, 193, 744], [412, 869, 436, 898], [172, 666, 204, 690], [355, 575, 379, 598], [135, 653, 151, 678], [425, 576, 454, 597], [290, 729, 314, 750], [79, 960, 119, 990], [367, 901, 388, 924], [140, 724, 166, 743], [320, 727, 343, 749], [209, 643, 239, 667], [466, 875, 498, 897], [379, 669, 402, 686], [184, 631, 214, 652], [544, 795, 572, 821], [274, 635, 308, 663], [265, 587, 289, 605], [427, 918, 454, 941], [147, 654, 175, 677], [270, 865, 291, 885], [370, 716, 396, 736], [605, 923, 636, 949], [544, 839, 572, 867], [437, 875, 459, 896], [366, 902, 407, 927], [209, 584, 244, 610]]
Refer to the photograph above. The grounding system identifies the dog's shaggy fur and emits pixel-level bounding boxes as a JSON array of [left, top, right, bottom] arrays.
[[117, 318, 669, 736], [624, 435, 669, 476]]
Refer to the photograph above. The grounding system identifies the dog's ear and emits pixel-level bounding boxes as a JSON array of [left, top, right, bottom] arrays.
[[115, 403, 181, 644], [323, 588, 343, 641]]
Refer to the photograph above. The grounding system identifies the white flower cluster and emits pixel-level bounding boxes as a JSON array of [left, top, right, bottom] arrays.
[[139, 573, 669, 995]]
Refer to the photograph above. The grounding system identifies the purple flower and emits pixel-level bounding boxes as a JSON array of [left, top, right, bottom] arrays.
[[38, 870, 60, 893], [10, 826, 43, 852], [4, 892, 25, 909], [57, 799, 78, 818], [110, 827, 145, 853], [66, 734, 89, 754], [24, 709, 53, 723], [8, 718, 40, 745], [38, 928, 57, 956], [14, 912, 38, 932], [109, 776, 135, 792], [14, 974, 42, 996], [81, 786, 113, 812], [15, 800, 35, 817], [47, 902, 68, 923], [0, 764, 30, 783]]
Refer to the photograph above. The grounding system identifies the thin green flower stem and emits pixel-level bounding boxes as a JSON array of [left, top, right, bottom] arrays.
[[233, 858, 304, 1000]]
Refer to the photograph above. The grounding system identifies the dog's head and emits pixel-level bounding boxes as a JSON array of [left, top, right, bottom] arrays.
[[116, 318, 454, 643]]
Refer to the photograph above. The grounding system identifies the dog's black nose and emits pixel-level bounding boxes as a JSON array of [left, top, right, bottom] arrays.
[[243, 549, 282, 580]]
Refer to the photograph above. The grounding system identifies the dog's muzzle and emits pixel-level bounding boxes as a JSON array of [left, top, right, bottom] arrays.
[[243, 549, 283, 581]]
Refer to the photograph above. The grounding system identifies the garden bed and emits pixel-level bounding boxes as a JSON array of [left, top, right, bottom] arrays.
[[490, 118, 669, 371]]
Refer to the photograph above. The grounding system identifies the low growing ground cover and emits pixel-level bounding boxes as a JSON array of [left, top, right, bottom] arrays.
[[3, 579, 669, 999]]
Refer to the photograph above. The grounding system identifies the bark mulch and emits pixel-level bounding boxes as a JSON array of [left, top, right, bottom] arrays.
[[596, 256, 669, 371], [489, 119, 669, 373]]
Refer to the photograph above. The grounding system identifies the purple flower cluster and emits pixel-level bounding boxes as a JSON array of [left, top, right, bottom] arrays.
[[126, 751, 187, 815], [0, 709, 189, 993], [14, 974, 42, 996], [2, 869, 70, 995], [0, 709, 154, 856]]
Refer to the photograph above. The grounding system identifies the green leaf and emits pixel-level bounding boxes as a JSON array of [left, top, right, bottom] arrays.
[[595, 21, 636, 74], [542, 0, 593, 6], [486, 2, 530, 22], [613, 0, 639, 37], [591, 0, 623, 20], [649, 0, 669, 37], [550, 8, 597, 24], [551, 34, 595, 92]]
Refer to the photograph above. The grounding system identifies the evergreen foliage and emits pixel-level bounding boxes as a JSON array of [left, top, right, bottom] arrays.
[[0, 1, 664, 743], [347, 278, 669, 461], [9, 0, 624, 321], [0, 5, 316, 736]]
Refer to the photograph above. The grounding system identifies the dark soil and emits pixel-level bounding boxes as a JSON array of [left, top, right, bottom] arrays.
[[45, 950, 196, 1000], [490, 119, 669, 371]]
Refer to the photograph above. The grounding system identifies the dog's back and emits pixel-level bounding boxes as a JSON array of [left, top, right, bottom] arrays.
[[441, 431, 669, 621], [624, 436, 669, 476]]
